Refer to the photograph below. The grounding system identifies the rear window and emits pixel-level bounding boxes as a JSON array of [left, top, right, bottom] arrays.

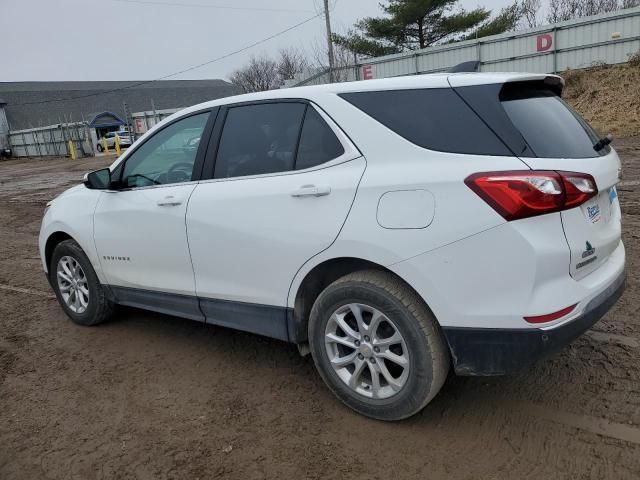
[[499, 83, 606, 158], [339, 88, 511, 156]]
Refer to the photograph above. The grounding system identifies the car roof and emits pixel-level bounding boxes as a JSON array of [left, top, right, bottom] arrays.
[[174, 71, 561, 117], [111, 71, 561, 171]]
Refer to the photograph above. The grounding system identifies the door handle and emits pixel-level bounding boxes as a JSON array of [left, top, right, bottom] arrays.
[[156, 196, 183, 207], [291, 185, 331, 198]]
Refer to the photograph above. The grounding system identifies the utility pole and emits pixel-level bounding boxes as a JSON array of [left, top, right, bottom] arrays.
[[123, 102, 133, 140], [323, 0, 336, 83]]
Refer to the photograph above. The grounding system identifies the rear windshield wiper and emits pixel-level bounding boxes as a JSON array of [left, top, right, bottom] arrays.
[[593, 133, 613, 152]]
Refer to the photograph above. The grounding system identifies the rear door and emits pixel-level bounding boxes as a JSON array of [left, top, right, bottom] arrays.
[[186, 100, 364, 333], [453, 78, 622, 280]]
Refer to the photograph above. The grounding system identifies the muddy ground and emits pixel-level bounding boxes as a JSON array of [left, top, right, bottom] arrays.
[[1, 139, 639, 480]]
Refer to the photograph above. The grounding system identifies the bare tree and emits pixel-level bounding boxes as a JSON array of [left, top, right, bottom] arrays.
[[309, 38, 356, 82], [584, 0, 619, 15], [276, 47, 310, 83], [520, 0, 541, 28], [230, 55, 280, 93], [230, 48, 311, 92], [547, 0, 563, 22], [547, 0, 625, 23]]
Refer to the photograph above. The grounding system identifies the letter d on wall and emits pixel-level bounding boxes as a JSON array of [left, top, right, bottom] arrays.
[[536, 34, 553, 52]]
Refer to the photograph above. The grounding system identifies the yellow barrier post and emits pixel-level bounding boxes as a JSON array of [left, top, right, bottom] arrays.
[[102, 136, 110, 154], [114, 135, 121, 156], [68, 140, 76, 161]]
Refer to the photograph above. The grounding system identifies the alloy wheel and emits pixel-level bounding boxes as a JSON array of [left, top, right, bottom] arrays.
[[324, 303, 410, 399], [56, 256, 90, 314]]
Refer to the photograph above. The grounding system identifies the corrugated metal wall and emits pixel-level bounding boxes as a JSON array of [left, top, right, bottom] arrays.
[[8, 123, 93, 158], [7, 108, 181, 158], [130, 108, 180, 137], [294, 6, 640, 86], [0, 106, 10, 152]]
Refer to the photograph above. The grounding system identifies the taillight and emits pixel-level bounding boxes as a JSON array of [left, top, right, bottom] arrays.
[[465, 171, 597, 221], [561, 172, 598, 208]]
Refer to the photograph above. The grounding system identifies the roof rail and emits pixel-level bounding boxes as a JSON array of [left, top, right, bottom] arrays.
[[447, 61, 480, 73]]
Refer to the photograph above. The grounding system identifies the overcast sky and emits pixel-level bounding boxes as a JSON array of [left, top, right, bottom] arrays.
[[2, 0, 516, 82]]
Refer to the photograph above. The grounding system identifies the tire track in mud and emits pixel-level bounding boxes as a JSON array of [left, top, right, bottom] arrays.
[[587, 330, 640, 348], [0, 283, 55, 298], [522, 403, 640, 445]]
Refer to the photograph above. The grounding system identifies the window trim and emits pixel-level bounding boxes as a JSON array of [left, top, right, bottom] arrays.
[[292, 104, 308, 170], [200, 98, 360, 182], [110, 107, 218, 191]]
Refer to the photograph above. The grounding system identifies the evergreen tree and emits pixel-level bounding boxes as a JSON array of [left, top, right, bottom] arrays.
[[333, 0, 521, 57]]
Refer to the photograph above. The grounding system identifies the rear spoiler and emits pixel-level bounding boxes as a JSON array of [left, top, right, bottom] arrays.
[[448, 72, 565, 95]]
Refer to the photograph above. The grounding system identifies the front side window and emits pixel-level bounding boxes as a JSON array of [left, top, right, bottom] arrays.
[[214, 103, 306, 179], [122, 112, 209, 188]]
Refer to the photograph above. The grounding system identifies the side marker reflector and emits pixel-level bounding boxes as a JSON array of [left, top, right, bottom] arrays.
[[524, 304, 577, 324]]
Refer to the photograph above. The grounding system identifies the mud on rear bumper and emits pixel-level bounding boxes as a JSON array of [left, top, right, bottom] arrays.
[[442, 270, 626, 376]]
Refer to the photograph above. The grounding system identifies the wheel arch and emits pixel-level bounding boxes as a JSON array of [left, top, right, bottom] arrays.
[[44, 231, 75, 273], [43, 230, 104, 284], [288, 256, 439, 345]]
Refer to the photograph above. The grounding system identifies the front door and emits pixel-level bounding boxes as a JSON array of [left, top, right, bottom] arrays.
[[93, 111, 212, 317], [186, 101, 365, 338]]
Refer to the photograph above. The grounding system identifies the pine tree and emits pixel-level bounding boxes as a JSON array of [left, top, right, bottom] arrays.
[[333, 0, 521, 57]]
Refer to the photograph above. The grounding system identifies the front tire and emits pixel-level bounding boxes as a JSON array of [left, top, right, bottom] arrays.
[[50, 239, 114, 326], [309, 270, 449, 421], [97, 144, 104, 152]]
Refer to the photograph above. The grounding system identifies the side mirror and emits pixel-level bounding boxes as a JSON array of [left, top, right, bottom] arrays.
[[83, 168, 112, 190]]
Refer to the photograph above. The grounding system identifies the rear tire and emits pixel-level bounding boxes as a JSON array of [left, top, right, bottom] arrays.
[[50, 239, 114, 326], [97, 144, 104, 152], [309, 270, 449, 421]]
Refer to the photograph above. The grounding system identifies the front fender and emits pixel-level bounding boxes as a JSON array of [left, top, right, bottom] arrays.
[[39, 186, 105, 283]]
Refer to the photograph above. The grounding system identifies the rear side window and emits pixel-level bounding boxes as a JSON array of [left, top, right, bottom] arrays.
[[214, 103, 306, 179], [296, 107, 344, 170], [339, 88, 511, 156], [499, 83, 606, 158]]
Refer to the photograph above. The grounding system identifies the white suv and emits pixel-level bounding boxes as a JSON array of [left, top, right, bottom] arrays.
[[40, 72, 625, 420]]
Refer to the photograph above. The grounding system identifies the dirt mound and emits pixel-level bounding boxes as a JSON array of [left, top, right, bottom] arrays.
[[562, 62, 640, 138]]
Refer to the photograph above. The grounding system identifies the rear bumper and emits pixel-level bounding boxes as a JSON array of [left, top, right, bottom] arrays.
[[442, 269, 626, 376]]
